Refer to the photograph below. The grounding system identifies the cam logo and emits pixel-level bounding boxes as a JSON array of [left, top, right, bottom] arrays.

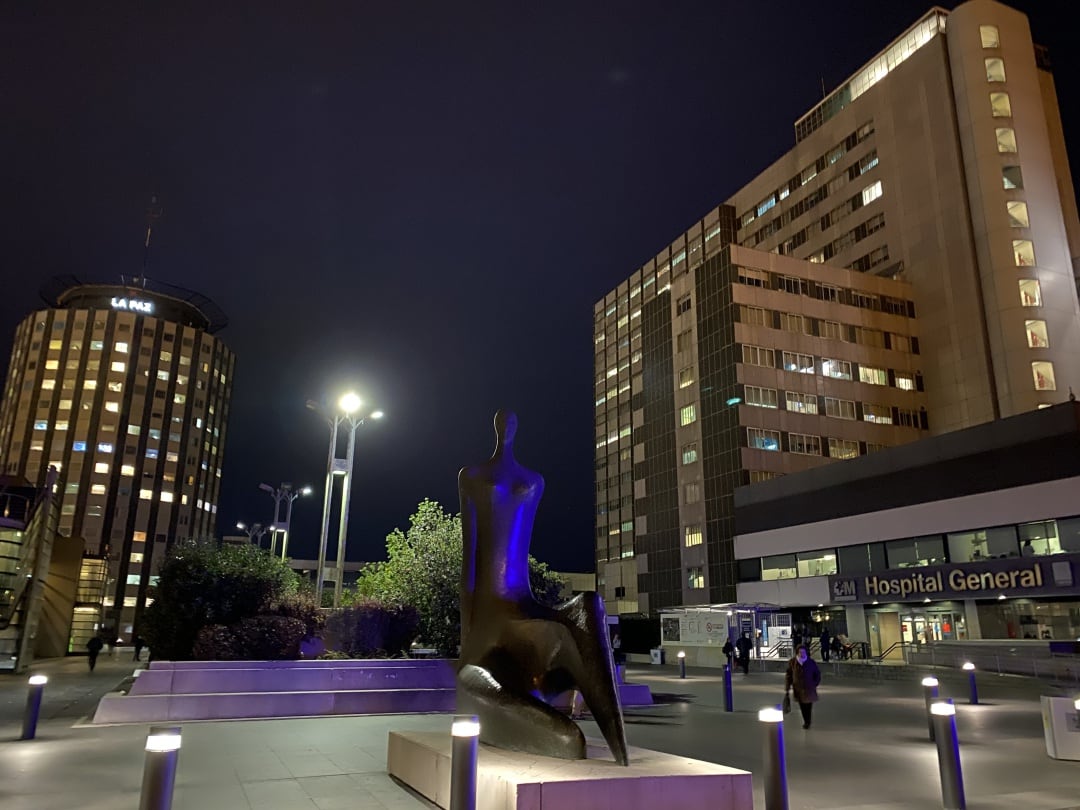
[[832, 579, 857, 602]]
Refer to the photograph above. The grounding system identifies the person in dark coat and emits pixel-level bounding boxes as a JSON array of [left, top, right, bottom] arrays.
[[819, 627, 831, 662], [734, 631, 753, 675], [722, 637, 735, 667], [785, 644, 822, 729], [86, 636, 104, 671], [133, 636, 145, 661]]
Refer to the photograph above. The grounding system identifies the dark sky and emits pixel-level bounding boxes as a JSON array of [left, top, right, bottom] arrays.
[[2, 2, 1076, 572]]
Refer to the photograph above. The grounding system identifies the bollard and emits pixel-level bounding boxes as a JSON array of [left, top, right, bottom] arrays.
[[759, 707, 788, 810], [678, 650, 686, 679], [931, 701, 966, 810], [450, 715, 480, 810], [140, 726, 181, 810], [723, 663, 734, 712], [962, 663, 978, 705], [21, 675, 48, 740], [922, 676, 940, 741]]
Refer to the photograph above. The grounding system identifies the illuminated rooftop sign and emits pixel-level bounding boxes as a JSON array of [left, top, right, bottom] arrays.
[[111, 297, 154, 314]]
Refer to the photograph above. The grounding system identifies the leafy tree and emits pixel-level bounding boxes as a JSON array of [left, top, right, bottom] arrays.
[[349, 499, 566, 656], [141, 541, 303, 660]]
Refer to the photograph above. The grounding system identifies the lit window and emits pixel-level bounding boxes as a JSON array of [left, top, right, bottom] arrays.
[[1019, 278, 1042, 307], [862, 180, 883, 206], [785, 392, 818, 414], [55, 420, 69, 430], [34, 420, 48, 430], [895, 372, 916, 391], [684, 526, 703, 547], [41, 379, 55, 390], [90, 341, 103, 351], [94, 462, 109, 474], [859, 366, 888, 386], [1032, 361, 1056, 391], [130, 553, 144, 563], [783, 352, 815, 374], [828, 438, 860, 459], [742, 345, 775, 368], [97, 442, 113, 453], [820, 320, 843, 340], [996, 128, 1017, 153], [58, 399, 72, 410], [676, 295, 691, 315], [149, 429, 161, 440], [788, 433, 821, 456], [863, 403, 893, 424], [687, 567, 704, 589], [174, 393, 187, 404], [111, 361, 126, 372], [985, 57, 1006, 82], [1012, 239, 1035, 267], [1007, 201, 1030, 228], [989, 92, 1012, 118], [739, 305, 768, 327], [160, 491, 174, 503], [1025, 320, 1049, 348], [680, 405, 697, 426], [91, 484, 106, 495], [1002, 166, 1023, 189], [45, 359, 59, 370], [121, 464, 135, 476], [140, 488, 153, 500], [73, 441, 86, 452], [979, 25, 999, 48], [105, 401, 120, 413], [115, 341, 128, 353], [824, 398, 856, 419], [108, 381, 122, 392], [682, 443, 698, 465], [822, 358, 851, 380], [745, 386, 778, 408], [747, 428, 780, 451], [678, 367, 695, 388], [780, 313, 811, 334], [146, 449, 159, 459], [157, 370, 170, 382], [83, 380, 96, 390], [684, 483, 700, 504]]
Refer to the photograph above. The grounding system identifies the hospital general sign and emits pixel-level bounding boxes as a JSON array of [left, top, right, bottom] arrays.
[[828, 553, 1078, 605]]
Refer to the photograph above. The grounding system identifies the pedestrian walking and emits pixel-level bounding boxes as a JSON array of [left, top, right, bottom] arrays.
[[86, 636, 104, 671], [820, 627, 831, 662], [785, 644, 822, 729], [133, 636, 145, 661], [735, 631, 752, 675], [722, 637, 735, 667]]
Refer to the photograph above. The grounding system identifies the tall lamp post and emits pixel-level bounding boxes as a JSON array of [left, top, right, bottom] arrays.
[[258, 483, 313, 559], [308, 392, 383, 608], [236, 522, 268, 545]]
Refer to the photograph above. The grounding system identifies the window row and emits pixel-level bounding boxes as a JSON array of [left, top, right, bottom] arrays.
[[740, 344, 923, 391], [746, 427, 866, 460], [737, 304, 918, 352], [738, 515, 1080, 583], [734, 266, 913, 315], [742, 385, 927, 428]]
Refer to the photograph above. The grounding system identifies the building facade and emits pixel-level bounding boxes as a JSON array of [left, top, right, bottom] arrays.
[[0, 278, 234, 647], [594, 0, 1080, 617]]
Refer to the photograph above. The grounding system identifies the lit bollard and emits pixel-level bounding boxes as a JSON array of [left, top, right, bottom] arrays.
[[922, 676, 940, 741], [140, 726, 181, 810], [759, 707, 788, 810], [678, 650, 686, 679], [723, 663, 734, 712], [450, 715, 480, 810], [930, 701, 966, 810], [21, 675, 48, 740], [962, 663, 978, 705]]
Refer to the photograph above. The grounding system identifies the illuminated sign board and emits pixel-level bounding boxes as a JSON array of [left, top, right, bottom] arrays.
[[111, 297, 154, 314], [828, 553, 1078, 604]]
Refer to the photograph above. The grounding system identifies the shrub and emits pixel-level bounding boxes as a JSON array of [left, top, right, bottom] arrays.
[[232, 616, 306, 660], [324, 600, 419, 657], [192, 624, 239, 661]]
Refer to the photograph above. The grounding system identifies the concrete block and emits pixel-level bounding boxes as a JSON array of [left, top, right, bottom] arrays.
[[386, 730, 753, 810]]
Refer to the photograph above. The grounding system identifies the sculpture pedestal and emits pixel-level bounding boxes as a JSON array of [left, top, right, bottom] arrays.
[[387, 730, 753, 810]]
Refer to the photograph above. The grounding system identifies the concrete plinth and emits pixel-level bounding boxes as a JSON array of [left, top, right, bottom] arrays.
[[387, 730, 753, 810]]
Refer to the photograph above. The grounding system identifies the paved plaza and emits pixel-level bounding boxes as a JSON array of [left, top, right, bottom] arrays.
[[0, 657, 1077, 809]]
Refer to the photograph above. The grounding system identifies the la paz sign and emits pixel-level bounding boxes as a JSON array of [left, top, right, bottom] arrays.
[[111, 297, 154, 314]]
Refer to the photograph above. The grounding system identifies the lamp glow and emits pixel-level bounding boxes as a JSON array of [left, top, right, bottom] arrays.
[[339, 392, 362, 414], [301, 486, 313, 495], [370, 410, 385, 419], [1074, 698, 1080, 710], [677, 650, 686, 659], [930, 702, 956, 717], [922, 676, 939, 687], [145, 732, 182, 752], [758, 707, 784, 723], [451, 717, 481, 738], [962, 662, 975, 671], [28, 675, 47, 685], [726, 396, 742, 406]]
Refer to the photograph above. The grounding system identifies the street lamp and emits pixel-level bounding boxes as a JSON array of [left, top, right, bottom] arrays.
[[258, 483, 313, 560], [236, 522, 268, 545], [308, 392, 383, 608]]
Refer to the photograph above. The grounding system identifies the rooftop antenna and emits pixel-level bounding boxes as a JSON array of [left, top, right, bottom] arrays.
[[821, 77, 827, 99], [139, 194, 163, 288]]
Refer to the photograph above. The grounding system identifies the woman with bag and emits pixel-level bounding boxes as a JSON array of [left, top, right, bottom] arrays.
[[785, 644, 822, 729]]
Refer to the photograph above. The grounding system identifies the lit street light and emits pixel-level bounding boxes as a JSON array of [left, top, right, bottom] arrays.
[[307, 392, 383, 607], [236, 521, 268, 545], [258, 483, 313, 559]]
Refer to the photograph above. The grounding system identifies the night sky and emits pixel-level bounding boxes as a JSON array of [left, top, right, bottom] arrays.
[[2, 2, 1076, 573]]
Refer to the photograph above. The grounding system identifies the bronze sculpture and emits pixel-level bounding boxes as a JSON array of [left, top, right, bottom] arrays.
[[457, 410, 629, 765]]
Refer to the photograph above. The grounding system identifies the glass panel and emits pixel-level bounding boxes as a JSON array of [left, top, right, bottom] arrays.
[[1012, 239, 1035, 266], [1018, 520, 1062, 555], [980, 25, 999, 48], [989, 92, 1012, 117], [1018, 278, 1041, 307], [996, 128, 1017, 153], [761, 554, 797, 581], [947, 526, 1018, 562], [1056, 517, 1080, 553], [1025, 319, 1049, 348], [985, 57, 1006, 82], [1002, 166, 1023, 189], [886, 535, 944, 568], [1032, 361, 1056, 391], [797, 550, 837, 577], [1007, 201, 1030, 228]]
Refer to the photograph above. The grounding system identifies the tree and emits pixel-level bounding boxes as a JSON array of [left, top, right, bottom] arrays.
[[141, 541, 303, 660], [350, 499, 565, 656]]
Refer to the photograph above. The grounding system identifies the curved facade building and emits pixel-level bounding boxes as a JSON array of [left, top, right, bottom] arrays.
[[0, 277, 234, 645]]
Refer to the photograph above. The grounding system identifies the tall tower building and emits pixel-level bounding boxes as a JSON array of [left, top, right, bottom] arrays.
[[594, 0, 1080, 616], [0, 277, 234, 644]]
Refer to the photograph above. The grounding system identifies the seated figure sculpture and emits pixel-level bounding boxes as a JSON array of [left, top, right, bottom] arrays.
[[457, 410, 629, 765]]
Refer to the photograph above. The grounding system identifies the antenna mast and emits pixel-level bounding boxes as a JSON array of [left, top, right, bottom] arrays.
[[140, 194, 163, 288]]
